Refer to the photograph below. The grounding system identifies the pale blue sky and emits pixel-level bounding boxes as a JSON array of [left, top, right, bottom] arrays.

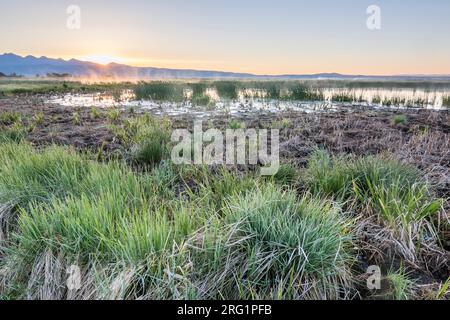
[[1, 0, 449, 74]]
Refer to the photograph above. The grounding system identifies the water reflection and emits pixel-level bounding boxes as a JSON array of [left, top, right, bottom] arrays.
[[46, 87, 449, 119]]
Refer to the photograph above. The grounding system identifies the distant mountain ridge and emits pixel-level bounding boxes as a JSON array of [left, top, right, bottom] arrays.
[[1, 53, 450, 81]]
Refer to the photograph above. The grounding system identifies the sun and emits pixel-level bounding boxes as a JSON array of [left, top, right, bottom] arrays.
[[80, 55, 126, 65]]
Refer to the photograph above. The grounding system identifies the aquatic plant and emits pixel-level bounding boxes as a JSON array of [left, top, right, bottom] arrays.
[[214, 81, 239, 100], [134, 81, 185, 102]]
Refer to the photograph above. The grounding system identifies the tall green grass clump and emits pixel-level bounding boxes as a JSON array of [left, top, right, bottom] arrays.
[[303, 150, 443, 260], [0, 144, 353, 300], [0, 143, 93, 208], [191, 184, 354, 299], [331, 93, 359, 103], [286, 83, 323, 101], [191, 82, 208, 97], [134, 81, 185, 102], [126, 115, 172, 166], [0, 143, 289, 300], [385, 267, 415, 300], [264, 83, 282, 100], [243, 81, 283, 100], [228, 119, 243, 129], [90, 107, 100, 120], [273, 163, 298, 186], [106, 108, 121, 124], [0, 111, 22, 125], [214, 81, 238, 100], [0, 142, 203, 299], [443, 96, 450, 108], [194, 167, 258, 212], [0, 123, 27, 143], [190, 82, 212, 106], [32, 112, 45, 126]]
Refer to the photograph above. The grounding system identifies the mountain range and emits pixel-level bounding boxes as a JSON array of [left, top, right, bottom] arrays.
[[1, 53, 450, 81]]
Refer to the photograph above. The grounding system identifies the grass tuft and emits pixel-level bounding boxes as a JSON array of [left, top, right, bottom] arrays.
[[0, 111, 22, 126], [273, 163, 298, 186], [386, 267, 415, 300], [442, 96, 450, 108], [192, 184, 354, 299], [0, 123, 27, 143], [124, 116, 172, 167], [228, 119, 243, 130], [214, 81, 238, 100], [392, 114, 408, 125], [303, 150, 443, 261], [134, 82, 185, 102]]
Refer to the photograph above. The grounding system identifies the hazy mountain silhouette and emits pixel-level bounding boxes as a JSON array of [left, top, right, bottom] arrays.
[[1, 53, 450, 80]]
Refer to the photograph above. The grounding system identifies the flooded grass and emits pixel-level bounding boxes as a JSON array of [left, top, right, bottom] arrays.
[[443, 96, 450, 107], [134, 81, 186, 102], [0, 79, 135, 96], [5, 78, 447, 117], [213, 81, 239, 100]]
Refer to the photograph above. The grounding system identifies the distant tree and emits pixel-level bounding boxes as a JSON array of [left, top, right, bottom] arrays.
[[47, 73, 72, 78], [8, 73, 23, 78]]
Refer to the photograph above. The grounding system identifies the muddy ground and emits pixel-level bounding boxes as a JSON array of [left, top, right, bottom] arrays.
[[1, 95, 449, 194]]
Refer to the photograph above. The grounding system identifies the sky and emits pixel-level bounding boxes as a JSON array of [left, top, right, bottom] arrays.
[[1, 0, 450, 75]]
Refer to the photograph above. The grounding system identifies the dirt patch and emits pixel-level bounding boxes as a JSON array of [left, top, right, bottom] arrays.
[[0, 96, 121, 154]]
